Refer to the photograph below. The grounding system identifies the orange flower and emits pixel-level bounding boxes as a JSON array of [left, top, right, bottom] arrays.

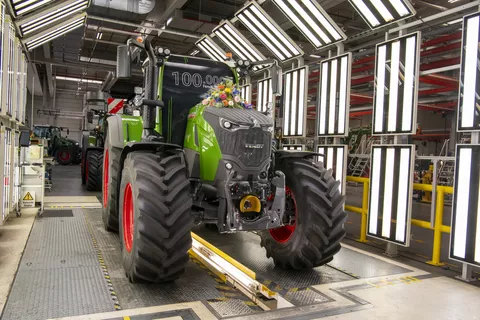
[[218, 85, 225, 90], [222, 100, 229, 106]]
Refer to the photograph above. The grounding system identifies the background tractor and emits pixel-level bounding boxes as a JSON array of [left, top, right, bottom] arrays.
[[81, 110, 106, 191], [102, 40, 347, 283], [32, 125, 82, 165]]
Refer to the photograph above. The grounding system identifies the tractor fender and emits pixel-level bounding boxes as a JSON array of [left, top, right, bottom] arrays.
[[116, 142, 185, 200], [106, 115, 124, 148], [275, 150, 323, 160]]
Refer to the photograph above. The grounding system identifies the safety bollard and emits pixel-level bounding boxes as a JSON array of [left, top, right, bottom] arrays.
[[427, 188, 446, 266]]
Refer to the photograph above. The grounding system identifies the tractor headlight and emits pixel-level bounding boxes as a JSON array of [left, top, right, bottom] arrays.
[[223, 121, 232, 129], [244, 60, 251, 67], [237, 59, 244, 66]]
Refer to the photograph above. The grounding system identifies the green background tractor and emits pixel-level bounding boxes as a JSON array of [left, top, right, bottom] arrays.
[[102, 40, 346, 283], [32, 125, 82, 165], [81, 110, 106, 191]]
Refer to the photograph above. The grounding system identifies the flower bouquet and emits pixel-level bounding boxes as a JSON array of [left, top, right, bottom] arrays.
[[201, 79, 253, 109]]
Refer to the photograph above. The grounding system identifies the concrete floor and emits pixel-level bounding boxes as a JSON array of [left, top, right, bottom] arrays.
[[1, 164, 480, 320]]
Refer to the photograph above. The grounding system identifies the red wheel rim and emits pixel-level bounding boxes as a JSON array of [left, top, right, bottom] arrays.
[[103, 150, 109, 208], [59, 151, 71, 161], [269, 186, 297, 243], [86, 160, 89, 182], [123, 183, 134, 252]]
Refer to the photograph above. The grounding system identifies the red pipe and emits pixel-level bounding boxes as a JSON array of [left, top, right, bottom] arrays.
[[352, 75, 374, 86], [422, 32, 462, 48], [419, 86, 458, 95], [420, 57, 461, 71], [421, 42, 461, 57]]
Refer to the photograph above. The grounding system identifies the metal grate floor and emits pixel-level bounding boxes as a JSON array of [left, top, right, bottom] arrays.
[[1, 209, 116, 320]]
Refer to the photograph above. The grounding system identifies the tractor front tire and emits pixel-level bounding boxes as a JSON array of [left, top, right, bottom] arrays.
[[260, 159, 347, 269], [119, 152, 193, 283], [86, 150, 103, 191], [102, 138, 122, 232], [56, 147, 73, 165]]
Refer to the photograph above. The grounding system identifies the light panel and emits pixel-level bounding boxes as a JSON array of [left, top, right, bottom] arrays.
[[55, 76, 102, 84], [283, 66, 307, 137], [272, 0, 346, 49], [367, 145, 414, 246], [256, 78, 272, 113], [9, 0, 54, 17], [213, 20, 267, 71], [283, 145, 304, 150], [195, 35, 228, 62], [17, 0, 90, 36], [317, 53, 351, 137], [457, 12, 480, 132], [450, 144, 480, 267], [23, 14, 86, 50], [235, 1, 303, 62], [348, 0, 416, 29], [240, 84, 251, 104], [373, 32, 420, 135], [317, 145, 347, 195]]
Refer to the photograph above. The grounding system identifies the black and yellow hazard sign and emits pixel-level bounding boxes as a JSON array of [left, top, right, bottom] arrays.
[[23, 192, 34, 201]]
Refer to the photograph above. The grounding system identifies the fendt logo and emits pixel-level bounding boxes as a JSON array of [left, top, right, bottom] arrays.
[[245, 143, 264, 149]]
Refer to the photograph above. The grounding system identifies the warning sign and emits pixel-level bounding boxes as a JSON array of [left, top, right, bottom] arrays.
[[21, 191, 35, 208]]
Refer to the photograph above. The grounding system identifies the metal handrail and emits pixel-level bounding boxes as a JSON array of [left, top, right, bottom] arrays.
[[345, 176, 453, 266]]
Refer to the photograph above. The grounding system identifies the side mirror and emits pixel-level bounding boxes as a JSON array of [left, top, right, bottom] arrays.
[[117, 45, 131, 79]]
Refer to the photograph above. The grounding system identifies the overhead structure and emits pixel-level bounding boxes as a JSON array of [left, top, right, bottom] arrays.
[[272, 0, 346, 49], [317, 53, 351, 137], [22, 13, 86, 50], [195, 35, 229, 62], [213, 20, 267, 70], [235, 1, 303, 62], [457, 12, 480, 132], [373, 32, 420, 135], [282, 67, 307, 137], [367, 145, 414, 246], [348, 0, 416, 29], [16, 0, 90, 36]]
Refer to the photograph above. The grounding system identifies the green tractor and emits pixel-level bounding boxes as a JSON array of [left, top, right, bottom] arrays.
[[102, 40, 346, 283], [32, 125, 82, 165], [81, 110, 106, 191]]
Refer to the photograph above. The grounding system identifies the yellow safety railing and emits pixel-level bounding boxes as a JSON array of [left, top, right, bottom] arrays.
[[345, 176, 454, 266]]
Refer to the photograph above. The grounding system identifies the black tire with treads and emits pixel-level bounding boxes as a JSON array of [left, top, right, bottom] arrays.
[[119, 151, 193, 283], [86, 150, 103, 191], [102, 136, 121, 232], [260, 159, 347, 269]]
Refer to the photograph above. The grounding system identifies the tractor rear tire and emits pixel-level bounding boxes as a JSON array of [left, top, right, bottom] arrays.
[[86, 150, 103, 191], [260, 159, 347, 269], [102, 138, 122, 232], [119, 152, 193, 283], [56, 147, 73, 165]]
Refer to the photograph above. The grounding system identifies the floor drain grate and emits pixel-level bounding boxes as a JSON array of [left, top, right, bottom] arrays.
[[41, 210, 74, 217]]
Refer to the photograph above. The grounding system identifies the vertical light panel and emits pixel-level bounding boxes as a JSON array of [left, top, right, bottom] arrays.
[[283, 66, 308, 137], [283, 145, 304, 150], [450, 145, 480, 266], [256, 78, 272, 113], [457, 12, 480, 132], [373, 32, 420, 135], [348, 0, 416, 30], [272, 0, 346, 49], [367, 145, 414, 246], [0, 3, 4, 114], [240, 84, 251, 104], [317, 145, 347, 195], [195, 35, 228, 62], [317, 53, 351, 137], [235, 1, 303, 62]]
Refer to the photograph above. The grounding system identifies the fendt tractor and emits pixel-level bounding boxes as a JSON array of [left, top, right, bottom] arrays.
[[102, 39, 347, 283], [33, 125, 82, 165], [81, 110, 106, 191]]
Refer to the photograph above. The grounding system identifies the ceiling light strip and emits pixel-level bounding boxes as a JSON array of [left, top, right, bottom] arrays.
[[25, 16, 85, 50], [235, 2, 302, 62], [195, 36, 227, 62], [20, 0, 89, 35], [283, 67, 307, 137], [13, 0, 54, 16], [272, 0, 345, 49], [27, 17, 84, 46], [348, 0, 415, 29]]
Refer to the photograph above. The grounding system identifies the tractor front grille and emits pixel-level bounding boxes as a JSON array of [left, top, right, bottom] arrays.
[[216, 127, 271, 167]]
